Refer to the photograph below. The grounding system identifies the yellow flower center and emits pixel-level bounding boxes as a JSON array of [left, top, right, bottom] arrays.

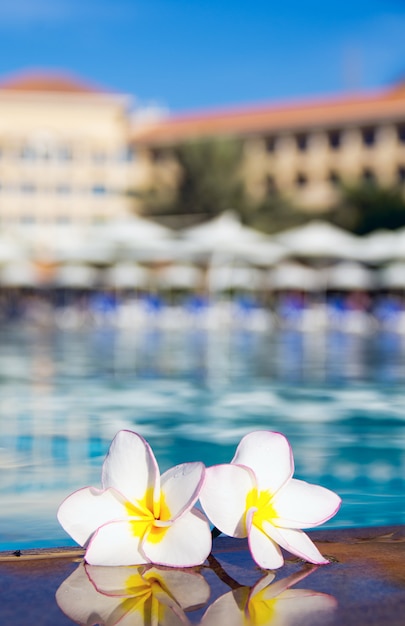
[[125, 488, 172, 544], [234, 586, 277, 626], [245, 488, 278, 532], [117, 572, 168, 624], [247, 591, 277, 626]]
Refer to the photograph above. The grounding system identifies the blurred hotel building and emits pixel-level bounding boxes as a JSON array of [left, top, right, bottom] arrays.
[[0, 70, 135, 226], [132, 81, 405, 214], [0, 69, 405, 226]]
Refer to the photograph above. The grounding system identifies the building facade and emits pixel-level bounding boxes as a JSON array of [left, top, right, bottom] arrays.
[[132, 82, 405, 213], [0, 70, 136, 226], [1, 69, 404, 226]]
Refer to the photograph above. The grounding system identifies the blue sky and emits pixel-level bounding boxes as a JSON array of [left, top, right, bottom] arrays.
[[0, 0, 404, 113]]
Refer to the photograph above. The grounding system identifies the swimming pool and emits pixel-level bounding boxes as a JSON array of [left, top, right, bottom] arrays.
[[0, 325, 404, 550]]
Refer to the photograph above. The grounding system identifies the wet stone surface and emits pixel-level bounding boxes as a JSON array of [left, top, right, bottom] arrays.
[[1, 526, 405, 625]]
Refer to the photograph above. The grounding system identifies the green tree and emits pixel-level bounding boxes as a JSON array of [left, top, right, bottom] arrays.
[[330, 182, 405, 235], [142, 138, 247, 220], [142, 137, 308, 232], [173, 138, 247, 216], [239, 192, 308, 234]]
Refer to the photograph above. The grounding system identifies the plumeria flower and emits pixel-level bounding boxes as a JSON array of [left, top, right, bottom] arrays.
[[57, 430, 212, 567], [200, 567, 337, 626], [56, 561, 211, 626], [200, 431, 341, 570]]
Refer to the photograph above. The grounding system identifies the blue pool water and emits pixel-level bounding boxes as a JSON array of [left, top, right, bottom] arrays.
[[0, 325, 404, 550]]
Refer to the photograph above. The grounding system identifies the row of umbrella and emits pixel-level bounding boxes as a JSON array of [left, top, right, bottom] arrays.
[[2, 212, 405, 290], [2, 259, 405, 291], [3, 211, 405, 265]]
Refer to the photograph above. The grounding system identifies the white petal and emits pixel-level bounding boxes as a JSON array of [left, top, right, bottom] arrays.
[[248, 572, 276, 598], [160, 462, 205, 520], [57, 486, 128, 546], [85, 564, 150, 597], [251, 567, 314, 601], [56, 563, 123, 625], [143, 508, 211, 567], [85, 520, 150, 566], [106, 610, 147, 626], [85, 565, 183, 626], [248, 522, 284, 570], [86, 564, 210, 611], [273, 479, 341, 528], [263, 524, 329, 564], [269, 589, 337, 624], [200, 588, 247, 626], [199, 464, 254, 537], [102, 430, 160, 510], [231, 431, 294, 494], [145, 567, 211, 610]]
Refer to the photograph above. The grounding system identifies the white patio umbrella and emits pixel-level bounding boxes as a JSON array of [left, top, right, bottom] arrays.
[[124, 237, 182, 263], [0, 232, 28, 264], [0, 261, 41, 287], [96, 216, 174, 245], [103, 263, 149, 289], [379, 262, 405, 290], [230, 239, 288, 266], [157, 264, 203, 290], [275, 220, 361, 261], [207, 264, 264, 292], [93, 217, 175, 261], [323, 262, 376, 291], [54, 264, 100, 288], [55, 236, 116, 265], [358, 229, 398, 264], [391, 227, 405, 261], [10, 223, 91, 264], [180, 211, 273, 261], [268, 262, 321, 291]]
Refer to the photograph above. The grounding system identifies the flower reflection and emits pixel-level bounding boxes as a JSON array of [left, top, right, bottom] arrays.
[[56, 562, 210, 625], [201, 566, 337, 626]]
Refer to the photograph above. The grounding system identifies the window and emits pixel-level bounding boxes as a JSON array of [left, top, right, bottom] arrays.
[[296, 134, 307, 152], [58, 146, 73, 161], [328, 130, 341, 149], [398, 166, 405, 184], [362, 168, 376, 184], [397, 125, 405, 143], [20, 182, 35, 194], [118, 146, 135, 162], [328, 171, 341, 186], [265, 136, 275, 152], [38, 146, 52, 160], [20, 145, 37, 161], [267, 175, 277, 194], [56, 184, 71, 195], [21, 215, 36, 224], [295, 173, 308, 187], [55, 215, 71, 224], [150, 148, 162, 162], [92, 184, 107, 195], [362, 127, 375, 147], [93, 151, 107, 163]]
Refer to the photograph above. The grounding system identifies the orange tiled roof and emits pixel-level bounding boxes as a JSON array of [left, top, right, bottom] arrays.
[[132, 82, 405, 146], [0, 69, 107, 94]]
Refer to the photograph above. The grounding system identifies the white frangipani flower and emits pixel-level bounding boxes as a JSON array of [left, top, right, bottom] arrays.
[[56, 561, 211, 626], [57, 430, 212, 567], [200, 431, 341, 570], [200, 567, 337, 626]]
